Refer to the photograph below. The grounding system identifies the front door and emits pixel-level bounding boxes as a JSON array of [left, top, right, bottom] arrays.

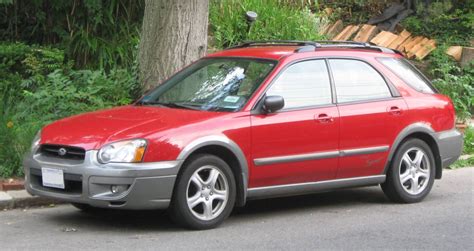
[[250, 59, 339, 188]]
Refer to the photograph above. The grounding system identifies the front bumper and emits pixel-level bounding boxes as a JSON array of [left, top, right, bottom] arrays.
[[23, 151, 181, 210], [436, 129, 463, 168]]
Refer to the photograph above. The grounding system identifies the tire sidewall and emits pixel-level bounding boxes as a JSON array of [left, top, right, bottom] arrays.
[[390, 138, 436, 202], [172, 154, 236, 229]]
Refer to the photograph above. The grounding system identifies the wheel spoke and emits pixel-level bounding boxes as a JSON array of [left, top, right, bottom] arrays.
[[402, 153, 413, 166], [207, 169, 220, 187], [203, 201, 213, 218], [212, 189, 227, 201], [187, 193, 203, 208], [190, 173, 204, 190], [400, 171, 411, 184], [410, 177, 419, 194], [413, 150, 424, 168], [417, 169, 429, 179]]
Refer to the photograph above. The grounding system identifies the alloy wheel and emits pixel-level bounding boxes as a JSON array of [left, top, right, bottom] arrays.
[[186, 165, 229, 221], [399, 147, 431, 195]]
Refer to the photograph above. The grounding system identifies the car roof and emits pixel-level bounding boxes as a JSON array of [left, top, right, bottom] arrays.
[[206, 41, 403, 61]]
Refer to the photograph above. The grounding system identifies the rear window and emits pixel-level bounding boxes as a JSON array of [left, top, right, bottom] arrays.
[[377, 57, 436, 94]]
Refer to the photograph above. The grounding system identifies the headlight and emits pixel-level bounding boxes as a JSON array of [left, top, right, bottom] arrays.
[[97, 139, 147, 164], [31, 130, 41, 153]]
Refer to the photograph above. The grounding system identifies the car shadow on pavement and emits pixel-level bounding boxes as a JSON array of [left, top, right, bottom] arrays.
[[234, 186, 389, 216], [46, 186, 389, 232]]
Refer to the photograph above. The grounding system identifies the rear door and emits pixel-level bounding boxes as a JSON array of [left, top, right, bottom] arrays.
[[328, 58, 407, 178], [250, 59, 339, 187]]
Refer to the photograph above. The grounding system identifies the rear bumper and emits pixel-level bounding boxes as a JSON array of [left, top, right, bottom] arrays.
[[23, 151, 181, 210], [436, 129, 463, 168]]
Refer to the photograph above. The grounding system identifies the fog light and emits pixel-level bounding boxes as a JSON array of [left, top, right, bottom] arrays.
[[110, 185, 128, 194]]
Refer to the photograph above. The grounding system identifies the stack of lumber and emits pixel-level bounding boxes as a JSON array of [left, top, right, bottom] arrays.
[[320, 20, 437, 60]]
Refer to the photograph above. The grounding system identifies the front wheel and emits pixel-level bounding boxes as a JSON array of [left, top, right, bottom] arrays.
[[382, 138, 436, 203], [169, 154, 236, 230]]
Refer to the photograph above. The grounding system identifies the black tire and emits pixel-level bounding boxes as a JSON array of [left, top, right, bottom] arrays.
[[382, 138, 436, 203], [169, 154, 236, 230]]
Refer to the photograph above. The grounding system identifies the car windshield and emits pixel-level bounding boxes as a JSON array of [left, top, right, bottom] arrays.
[[137, 58, 276, 112]]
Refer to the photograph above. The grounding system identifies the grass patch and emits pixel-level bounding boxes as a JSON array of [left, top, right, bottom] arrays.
[[448, 157, 474, 169]]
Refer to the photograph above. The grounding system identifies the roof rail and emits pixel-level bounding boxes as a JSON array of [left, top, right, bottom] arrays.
[[226, 40, 321, 50], [226, 40, 400, 55]]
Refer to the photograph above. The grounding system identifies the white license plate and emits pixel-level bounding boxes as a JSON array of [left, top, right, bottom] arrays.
[[41, 168, 65, 189]]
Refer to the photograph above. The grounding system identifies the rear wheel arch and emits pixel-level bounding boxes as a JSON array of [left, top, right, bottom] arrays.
[[385, 124, 442, 179], [176, 136, 248, 207]]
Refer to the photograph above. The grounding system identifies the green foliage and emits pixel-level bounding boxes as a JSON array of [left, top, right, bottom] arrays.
[[448, 157, 474, 169], [0, 0, 144, 69], [0, 42, 141, 177], [322, 0, 390, 24], [427, 46, 474, 122], [209, 0, 325, 49], [463, 126, 474, 154], [402, 1, 473, 45]]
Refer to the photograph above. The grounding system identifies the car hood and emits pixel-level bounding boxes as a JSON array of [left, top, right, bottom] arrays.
[[40, 105, 224, 150]]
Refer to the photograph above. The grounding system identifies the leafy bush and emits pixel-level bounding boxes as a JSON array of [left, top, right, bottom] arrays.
[[426, 46, 474, 122], [16, 68, 139, 123], [0, 42, 141, 178], [463, 126, 474, 154], [401, 1, 473, 45], [209, 0, 325, 49], [0, 0, 144, 69]]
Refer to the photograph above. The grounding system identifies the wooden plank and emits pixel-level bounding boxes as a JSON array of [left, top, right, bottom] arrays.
[[333, 25, 359, 41], [370, 31, 398, 47], [446, 46, 463, 61], [407, 37, 429, 58], [387, 29, 411, 49], [345, 25, 360, 40], [353, 24, 379, 42], [460, 47, 474, 67], [326, 20, 343, 39], [400, 36, 424, 54], [319, 22, 333, 35], [415, 39, 437, 60], [380, 32, 398, 47], [333, 25, 353, 40]]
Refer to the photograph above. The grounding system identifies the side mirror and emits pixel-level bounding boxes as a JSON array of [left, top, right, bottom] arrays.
[[262, 95, 284, 113]]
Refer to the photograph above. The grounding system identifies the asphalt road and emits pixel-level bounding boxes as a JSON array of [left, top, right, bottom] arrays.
[[1, 168, 473, 250]]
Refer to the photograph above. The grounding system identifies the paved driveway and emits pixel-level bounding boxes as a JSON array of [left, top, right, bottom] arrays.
[[1, 168, 472, 250]]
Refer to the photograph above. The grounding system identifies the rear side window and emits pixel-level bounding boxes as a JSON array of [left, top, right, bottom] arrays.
[[266, 60, 332, 109], [329, 59, 392, 103], [377, 57, 436, 94]]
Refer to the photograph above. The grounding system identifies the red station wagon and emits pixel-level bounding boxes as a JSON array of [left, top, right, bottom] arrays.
[[24, 41, 463, 229]]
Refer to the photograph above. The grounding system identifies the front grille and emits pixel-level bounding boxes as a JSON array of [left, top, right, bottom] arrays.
[[30, 168, 82, 195], [40, 144, 86, 161]]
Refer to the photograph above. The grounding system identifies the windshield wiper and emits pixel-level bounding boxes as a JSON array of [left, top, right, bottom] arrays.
[[135, 100, 200, 110]]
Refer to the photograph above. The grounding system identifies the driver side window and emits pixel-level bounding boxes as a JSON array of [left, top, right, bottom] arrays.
[[266, 60, 332, 110]]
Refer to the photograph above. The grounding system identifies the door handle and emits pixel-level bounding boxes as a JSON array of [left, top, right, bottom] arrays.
[[315, 113, 334, 123], [388, 106, 402, 115]]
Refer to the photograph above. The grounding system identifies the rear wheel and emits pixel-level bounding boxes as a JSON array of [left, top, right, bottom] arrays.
[[170, 154, 236, 229], [382, 138, 435, 203]]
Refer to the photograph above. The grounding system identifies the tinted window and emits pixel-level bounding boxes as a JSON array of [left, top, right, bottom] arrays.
[[377, 57, 436, 94], [266, 60, 332, 109], [329, 59, 392, 103]]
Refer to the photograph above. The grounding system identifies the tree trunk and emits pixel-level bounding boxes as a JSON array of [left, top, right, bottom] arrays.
[[138, 0, 209, 90]]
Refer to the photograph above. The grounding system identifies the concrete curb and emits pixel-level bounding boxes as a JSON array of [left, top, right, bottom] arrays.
[[0, 190, 65, 210]]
